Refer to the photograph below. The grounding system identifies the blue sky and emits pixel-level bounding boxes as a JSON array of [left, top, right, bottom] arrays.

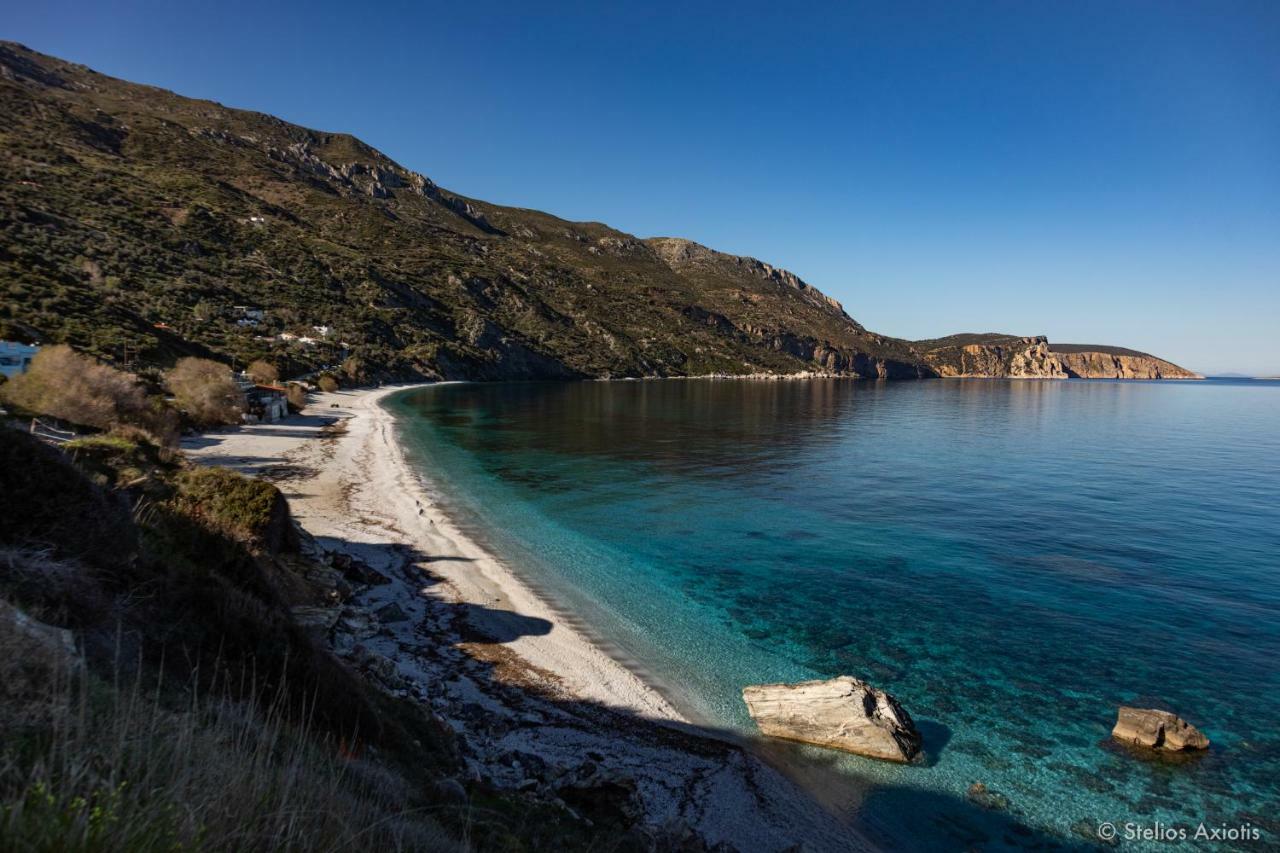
[[5, 1, 1278, 374]]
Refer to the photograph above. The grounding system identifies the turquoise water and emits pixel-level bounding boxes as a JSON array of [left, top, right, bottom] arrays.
[[387, 379, 1280, 851]]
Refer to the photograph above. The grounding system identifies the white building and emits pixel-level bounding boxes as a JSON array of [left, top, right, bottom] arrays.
[[0, 342, 39, 379]]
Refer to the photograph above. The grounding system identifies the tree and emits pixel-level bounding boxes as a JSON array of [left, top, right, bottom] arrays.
[[246, 360, 279, 384], [341, 356, 363, 383], [167, 357, 245, 426], [0, 345, 149, 431], [316, 375, 339, 393]]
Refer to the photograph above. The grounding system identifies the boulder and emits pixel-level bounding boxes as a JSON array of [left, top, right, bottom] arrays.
[[375, 601, 409, 623], [741, 676, 921, 762], [331, 552, 390, 586], [1111, 707, 1209, 751]]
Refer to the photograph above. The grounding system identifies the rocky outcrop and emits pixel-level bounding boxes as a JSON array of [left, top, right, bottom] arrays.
[[1053, 348, 1202, 379], [647, 237, 855, 321], [916, 334, 1200, 380], [1111, 707, 1210, 751], [742, 675, 922, 762], [0, 598, 79, 664], [920, 335, 1069, 378]]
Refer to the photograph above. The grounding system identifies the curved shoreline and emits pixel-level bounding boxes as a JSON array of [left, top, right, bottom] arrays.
[[183, 383, 870, 852], [365, 384, 691, 725]]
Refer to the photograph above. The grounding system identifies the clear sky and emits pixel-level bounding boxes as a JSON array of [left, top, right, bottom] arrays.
[[5, 1, 1278, 374]]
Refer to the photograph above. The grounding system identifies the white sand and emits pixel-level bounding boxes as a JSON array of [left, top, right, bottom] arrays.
[[186, 384, 682, 720]]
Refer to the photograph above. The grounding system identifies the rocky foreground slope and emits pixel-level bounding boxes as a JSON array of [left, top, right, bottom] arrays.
[[0, 42, 1197, 382]]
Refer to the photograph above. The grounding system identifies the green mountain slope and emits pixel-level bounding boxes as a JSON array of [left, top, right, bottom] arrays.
[[0, 42, 932, 381]]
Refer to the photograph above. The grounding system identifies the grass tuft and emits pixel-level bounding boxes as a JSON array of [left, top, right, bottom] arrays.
[[0, 607, 464, 853]]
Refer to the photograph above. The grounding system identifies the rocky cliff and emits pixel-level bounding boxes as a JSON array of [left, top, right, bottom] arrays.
[[916, 335, 1200, 379], [1051, 345, 1202, 379], [915, 334, 1069, 378]]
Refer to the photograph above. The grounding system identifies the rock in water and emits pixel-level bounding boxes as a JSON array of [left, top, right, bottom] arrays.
[[741, 676, 922, 762], [1111, 707, 1210, 751]]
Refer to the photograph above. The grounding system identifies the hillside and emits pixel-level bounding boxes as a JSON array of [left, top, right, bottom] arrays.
[[0, 42, 1202, 384], [0, 42, 930, 381]]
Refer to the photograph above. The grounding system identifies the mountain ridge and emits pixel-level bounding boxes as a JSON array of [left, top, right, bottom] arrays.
[[0, 42, 1195, 383]]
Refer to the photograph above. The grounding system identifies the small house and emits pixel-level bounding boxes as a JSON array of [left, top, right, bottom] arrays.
[[0, 342, 40, 379]]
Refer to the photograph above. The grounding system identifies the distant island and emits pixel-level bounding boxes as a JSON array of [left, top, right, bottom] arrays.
[[0, 42, 1197, 383], [1211, 373, 1278, 380]]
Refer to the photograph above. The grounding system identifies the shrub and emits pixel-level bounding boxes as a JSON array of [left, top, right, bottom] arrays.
[[341, 356, 363, 382], [166, 358, 244, 426], [317, 375, 339, 393], [285, 383, 307, 411], [0, 345, 148, 431], [173, 467, 291, 552], [246, 360, 278, 384]]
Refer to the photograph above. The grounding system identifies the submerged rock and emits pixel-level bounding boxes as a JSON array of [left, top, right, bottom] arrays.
[[1111, 706, 1210, 751], [967, 782, 1010, 811], [741, 676, 922, 762]]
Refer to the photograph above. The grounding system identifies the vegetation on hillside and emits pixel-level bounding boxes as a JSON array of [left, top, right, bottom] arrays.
[[0, 41, 931, 382], [0, 345, 245, 440]]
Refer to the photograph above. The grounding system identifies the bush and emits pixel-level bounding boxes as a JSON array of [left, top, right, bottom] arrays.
[[174, 467, 292, 552], [285, 383, 307, 411], [0, 345, 148, 431], [317, 375, 339, 393], [246, 360, 278, 384], [166, 358, 244, 426]]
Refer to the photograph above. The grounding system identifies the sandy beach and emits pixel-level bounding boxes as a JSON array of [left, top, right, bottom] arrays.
[[183, 384, 866, 852]]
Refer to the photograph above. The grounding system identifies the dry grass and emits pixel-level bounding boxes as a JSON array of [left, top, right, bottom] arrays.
[[1, 346, 145, 432], [0, 347, 180, 446], [0, 608, 465, 853]]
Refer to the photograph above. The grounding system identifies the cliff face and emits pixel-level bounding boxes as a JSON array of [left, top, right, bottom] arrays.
[[917, 335, 1069, 378], [1053, 348, 1202, 380], [916, 335, 1200, 380]]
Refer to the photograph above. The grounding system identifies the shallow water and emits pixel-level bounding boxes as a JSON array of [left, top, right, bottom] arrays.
[[387, 378, 1280, 851]]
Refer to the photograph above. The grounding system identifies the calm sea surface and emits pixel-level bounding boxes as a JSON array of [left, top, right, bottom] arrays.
[[386, 379, 1280, 851]]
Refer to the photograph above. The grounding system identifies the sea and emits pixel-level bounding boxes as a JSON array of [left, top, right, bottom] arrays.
[[385, 377, 1280, 851]]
